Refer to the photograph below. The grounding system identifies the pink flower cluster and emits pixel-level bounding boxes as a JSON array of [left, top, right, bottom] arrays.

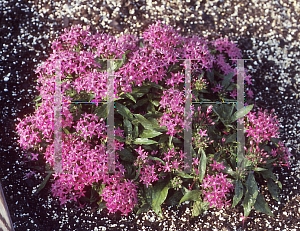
[[244, 140, 269, 168], [134, 147, 160, 187], [201, 158, 234, 210], [101, 173, 138, 216], [157, 87, 195, 137], [245, 108, 280, 143], [270, 141, 292, 169], [244, 108, 292, 168]]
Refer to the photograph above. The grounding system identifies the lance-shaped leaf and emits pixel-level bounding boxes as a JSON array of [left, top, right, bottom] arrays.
[[133, 138, 158, 145], [121, 92, 136, 103], [220, 159, 235, 177], [232, 179, 244, 207], [192, 199, 210, 217], [136, 203, 151, 215], [134, 114, 154, 130], [175, 171, 194, 179], [118, 148, 135, 162], [147, 117, 168, 132], [252, 167, 268, 172], [94, 103, 107, 119], [254, 191, 274, 217], [115, 101, 134, 121], [147, 156, 165, 165], [225, 132, 237, 144], [132, 98, 149, 109], [165, 190, 183, 206], [133, 166, 141, 181], [206, 70, 214, 84], [132, 124, 139, 139], [198, 148, 207, 183], [230, 104, 254, 123], [260, 168, 277, 182], [243, 172, 259, 219], [178, 189, 202, 208], [221, 72, 234, 89], [150, 82, 167, 91], [152, 181, 170, 217], [124, 118, 132, 138], [34, 171, 53, 195], [140, 129, 162, 138], [211, 104, 227, 126], [267, 178, 281, 202]]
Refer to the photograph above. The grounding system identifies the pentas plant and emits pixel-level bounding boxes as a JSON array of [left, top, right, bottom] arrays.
[[15, 21, 292, 222]]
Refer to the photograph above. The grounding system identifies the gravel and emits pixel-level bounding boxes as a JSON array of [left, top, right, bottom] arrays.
[[0, 0, 300, 230]]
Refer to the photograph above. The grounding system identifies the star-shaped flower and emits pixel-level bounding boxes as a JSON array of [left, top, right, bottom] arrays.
[[31, 153, 39, 161]]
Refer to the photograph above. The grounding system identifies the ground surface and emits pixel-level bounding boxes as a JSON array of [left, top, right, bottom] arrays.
[[0, 0, 300, 230]]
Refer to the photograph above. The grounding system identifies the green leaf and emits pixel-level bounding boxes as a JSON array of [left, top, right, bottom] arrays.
[[230, 104, 254, 123], [165, 190, 183, 206], [221, 72, 234, 89], [136, 203, 151, 215], [97, 202, 107, 210], [140, 129, 162, 138], [132, 124, 139, 139], [132, 98, 149, 109], [270, 137, 280, 145], [254, 192, 274, 217], [197, 88, 210, 93], [33, 95, 42, 102], [267, 178, 281, 202], [114, 135, 126, 142], [133, 166, 141, 181], [192, 199, 210, 217], [178, 190, 202, 208], [139, 40, 145, 48], [206, 70, 214, 84], [198, 148, 207, 183], [211, 104, 227, 126], [232, 179, 244, 207], [124, 118, 132, 138], [115, 102, 134, 121], [260, 168, 277, 182], [63, 127, 70, 135], [243, 172, 259, 219], [149, 82, 167, 91], [277, 180, 282, 190], [172, 137, 183, 143], [122, 93, 136, 103], [151, 100, 160, 107], [220, 160, 235, 177], [152, 181, 170, 217], [175, 171, 194, 179], [131, 85, 151, 95], [147, 156, 165, 165], [252, 167, 268, 172], [147, 117, 168, 132], [225, 132, 237, 144], [34, 171, 53, 195], [264, 158, 278, 166], [134, 114, 154, 130], [118, 148, 135, 162], [94, 103, 107, 119], [226, 83, 237, 91], [133, 138, 158, 145]]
